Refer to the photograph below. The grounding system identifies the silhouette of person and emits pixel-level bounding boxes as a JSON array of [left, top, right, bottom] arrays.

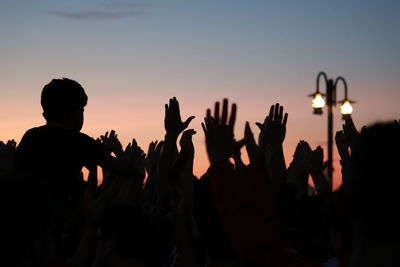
[[14, 78, 130, 204]]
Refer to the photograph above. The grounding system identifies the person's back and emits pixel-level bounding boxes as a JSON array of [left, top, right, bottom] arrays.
[[14, 124, 105, 201]]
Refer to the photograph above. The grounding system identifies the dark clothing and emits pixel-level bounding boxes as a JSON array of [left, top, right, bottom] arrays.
[[14, 125, 106, 202], [210, 162, 321, 267]]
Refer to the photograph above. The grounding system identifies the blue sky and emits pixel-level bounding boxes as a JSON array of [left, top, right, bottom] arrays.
[[1, 0, 399, 187]]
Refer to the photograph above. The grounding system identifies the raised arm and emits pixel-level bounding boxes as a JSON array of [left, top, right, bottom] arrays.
[[256, 103, 288, 196]]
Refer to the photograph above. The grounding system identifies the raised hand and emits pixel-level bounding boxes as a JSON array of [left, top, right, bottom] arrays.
[[179, 129, 196, 151], [145, 140, 164, 173], [335, 130, 350, 162], [308, 146, 325, 174], [256, 103, 288, 148], [342, 117, 359, 150], [244, 121, 264, 166], [142, 140, 163, 211], [286, 140, 312, 198], [125, 139, 146, 184], [292, 140, 312, 166], [308, 146, 330, 195], [0, 139, 17, 158], [202, 98, 245, 165], [165, 97, 195, 139], [99, 130, 124, 158], [289, 141, 312, 173]]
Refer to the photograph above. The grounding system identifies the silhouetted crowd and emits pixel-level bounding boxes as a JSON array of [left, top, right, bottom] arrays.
[[0, 78, 399, 267]]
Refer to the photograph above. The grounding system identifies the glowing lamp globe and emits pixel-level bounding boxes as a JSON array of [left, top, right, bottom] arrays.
[[340, 100, 353, 119], [312, 93, 325, 114]]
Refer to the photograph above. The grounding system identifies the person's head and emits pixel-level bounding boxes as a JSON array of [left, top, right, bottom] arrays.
[[41, 78, 88, 131]]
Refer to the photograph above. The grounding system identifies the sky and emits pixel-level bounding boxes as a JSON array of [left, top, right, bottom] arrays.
[[1, 0, 399, 189]]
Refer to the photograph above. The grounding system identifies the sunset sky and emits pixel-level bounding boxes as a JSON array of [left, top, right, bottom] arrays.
[[1, 0, 399, 189]]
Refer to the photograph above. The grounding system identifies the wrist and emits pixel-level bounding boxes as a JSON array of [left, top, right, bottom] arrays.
[[165, 133, 178, 142]]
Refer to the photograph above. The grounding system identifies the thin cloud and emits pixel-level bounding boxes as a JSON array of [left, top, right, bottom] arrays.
[[104, 2, 150, 8], [48, 1, 150, 21], [48, 10, 140, 21]]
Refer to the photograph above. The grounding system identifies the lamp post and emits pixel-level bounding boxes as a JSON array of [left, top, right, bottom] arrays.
[[308, 71, 355, 190]]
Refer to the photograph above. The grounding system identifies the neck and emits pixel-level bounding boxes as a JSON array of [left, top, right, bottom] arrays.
[[46, 122, 77, 131]]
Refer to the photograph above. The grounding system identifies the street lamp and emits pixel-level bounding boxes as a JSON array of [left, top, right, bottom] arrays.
[[308, 71, 355, 190]]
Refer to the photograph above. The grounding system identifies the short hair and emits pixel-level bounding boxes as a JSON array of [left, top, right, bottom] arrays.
[[41, 78, 88, 123]]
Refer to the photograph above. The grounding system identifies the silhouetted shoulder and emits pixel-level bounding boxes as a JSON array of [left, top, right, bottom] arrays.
[[14, 125, 106, 192]]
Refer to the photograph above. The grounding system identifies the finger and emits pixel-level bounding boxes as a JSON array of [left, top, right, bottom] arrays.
[[169, 98, 176, 116], [165, 104, 168, 118], [148, 141, 155, 155], [278, 105, 283, 123], [125, 143, 131, 153], [282, 113, 288, 126], [183, 116, 195, 128], [255, 122, 263, 130], [245, 121, 251, 138], [214, 102, 220, 123], [228, 103, 237, 130], [221, 98, 228, 125], [206, 108, 211, 118], [183, 129, 196, 136], [245, 122, 257, 146], [174, 97, 181, 117], [274, 103, 280, 122], [268, 105, 274, 122], [110, 130, 116, 137], [132, 139, 137, 147], [156, 141, 164, 154], [201, 122, 207, 134]]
